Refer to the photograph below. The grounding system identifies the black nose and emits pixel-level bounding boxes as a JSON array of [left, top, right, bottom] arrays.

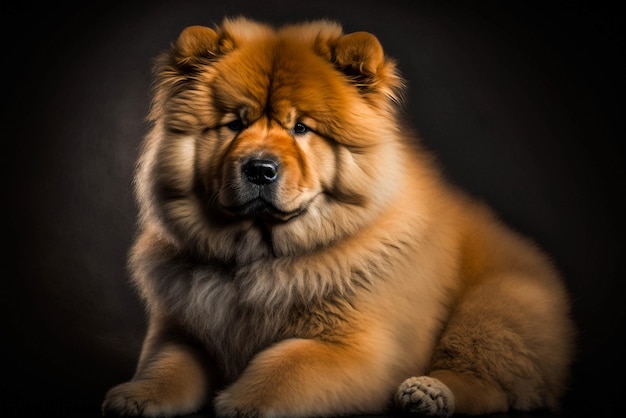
[[242, 159, 279, 185]]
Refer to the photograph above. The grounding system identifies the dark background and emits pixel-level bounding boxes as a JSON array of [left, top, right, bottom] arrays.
[[3, 1, 623, 417]]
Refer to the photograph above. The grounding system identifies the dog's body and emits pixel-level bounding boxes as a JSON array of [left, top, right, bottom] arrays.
[[103, 17, 575, 417]]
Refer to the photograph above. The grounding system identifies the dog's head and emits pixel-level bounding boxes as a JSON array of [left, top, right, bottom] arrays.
[[137, 17, 408, 261]]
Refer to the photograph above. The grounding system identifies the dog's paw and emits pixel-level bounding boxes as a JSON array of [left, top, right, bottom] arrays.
[[102, 380, 202, 417], [394, 376, 454, 417], [213, 391, 263, 418], [102, 381, 154, 417]]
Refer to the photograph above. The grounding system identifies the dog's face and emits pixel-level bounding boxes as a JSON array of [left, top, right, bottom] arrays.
[[138, 18, 406, 261]]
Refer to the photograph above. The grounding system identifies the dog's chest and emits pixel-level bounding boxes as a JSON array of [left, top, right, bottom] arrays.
[[172, 269, 344, 380]]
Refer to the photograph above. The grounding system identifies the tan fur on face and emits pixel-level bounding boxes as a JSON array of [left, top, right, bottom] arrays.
[[103, 17, 575, 418]]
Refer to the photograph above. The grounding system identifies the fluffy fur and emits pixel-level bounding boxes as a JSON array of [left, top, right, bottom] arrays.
[[102, 17, 575, 417]]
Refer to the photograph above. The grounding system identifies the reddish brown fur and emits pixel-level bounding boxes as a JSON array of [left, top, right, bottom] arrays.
[[103, 17, 575, 418]]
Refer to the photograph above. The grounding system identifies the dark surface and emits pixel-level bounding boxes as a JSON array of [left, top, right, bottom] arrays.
[[3, 1, 623, 417]]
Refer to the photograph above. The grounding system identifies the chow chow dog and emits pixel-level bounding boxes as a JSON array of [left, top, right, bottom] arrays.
[[102, 17, 575, 417]]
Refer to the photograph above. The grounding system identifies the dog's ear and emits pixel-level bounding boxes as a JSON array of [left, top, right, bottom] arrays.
[[173, 18, 273, 64], [177, 26, 220, 57], [174, 25, 229, 63], [321, 31, 404, 103], [333, 32, 385, 78]]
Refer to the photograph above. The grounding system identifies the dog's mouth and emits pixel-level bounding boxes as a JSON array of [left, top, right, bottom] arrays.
[[220, 198, 307, 223]]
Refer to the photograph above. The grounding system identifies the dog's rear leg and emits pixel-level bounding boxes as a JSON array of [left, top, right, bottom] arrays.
[[396, 275, 572, 416], [395, 372, 507, 417]]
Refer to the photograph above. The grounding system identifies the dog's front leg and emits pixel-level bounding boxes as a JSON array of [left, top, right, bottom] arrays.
[[214, 336, 395, 418], [102, 319, 214, 417]]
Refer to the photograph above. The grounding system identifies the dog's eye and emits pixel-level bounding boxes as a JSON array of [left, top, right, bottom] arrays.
[[226, 120, 244, 132], [293, 122, 309, 135]]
